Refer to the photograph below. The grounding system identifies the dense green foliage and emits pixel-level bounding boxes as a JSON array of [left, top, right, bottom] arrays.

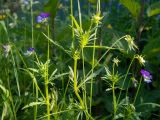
[[0, 0, 160, 120]]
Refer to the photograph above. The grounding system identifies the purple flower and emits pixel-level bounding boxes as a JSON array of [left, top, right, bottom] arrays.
[[140, 69, 152, 83], [24, 47, 35, 56], [39, 12, 50, 18], [36, 12, 50, 23], [28, 47, 35, 52], [37, 16, 44, 23]]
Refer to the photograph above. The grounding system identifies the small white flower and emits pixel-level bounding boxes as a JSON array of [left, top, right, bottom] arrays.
[[92, 12, 103, 24], [3, 44, 11, 58], [135, 55, 145, 66], [124, 35, 138, 51]]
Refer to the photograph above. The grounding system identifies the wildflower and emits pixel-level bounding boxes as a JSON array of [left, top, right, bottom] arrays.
[[24, 47, 35, 56], [140, 69, 152, 83], [35, 60, 50, 78], [112, 58, 120, 66], [124, 35, 138, 51], [36, 12, 50, 23], [135, 55, 145, 66], [9, 22, 17, 28], [92, 12, 103, 24], [76, 30, 96, 48], [102, 67, 121, 83], [2, 44, 11, 58]]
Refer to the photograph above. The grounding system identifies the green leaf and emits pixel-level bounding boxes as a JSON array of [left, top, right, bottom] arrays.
[[0, 21, 8, 34], [137, 103, 160, 108], [28, 68, 39, 73], [78, 68, 103, 88], [142, 38, 160, 64], [43, 33, 71, 56], [147, 2, 160, 17], [0, 84, 9, 97], [43, 0, 59, 18], [119, 0, 140, 18], [22, 102, 45, 110], [70, 15, 83, 34]]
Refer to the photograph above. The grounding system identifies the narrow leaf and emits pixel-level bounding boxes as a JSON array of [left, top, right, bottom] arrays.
[[147, 2, 160, 17], [119, 0, 140, 18], [22, 102, 45, 110]]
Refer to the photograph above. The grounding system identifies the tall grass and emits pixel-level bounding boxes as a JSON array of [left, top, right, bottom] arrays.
[[0, 0, 160, 120]]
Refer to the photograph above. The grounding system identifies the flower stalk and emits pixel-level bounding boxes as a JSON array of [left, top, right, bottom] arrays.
[[73, 51, 84, 109]]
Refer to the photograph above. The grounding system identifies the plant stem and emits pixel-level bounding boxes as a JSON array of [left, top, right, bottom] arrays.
[[5, 59, 17, 120], [82, 48, 87, 110], [30, 1, 37, 119], [73, 58, 84, 109], [30, 0, 34, 48], [45, 76, 50, 120], [133, 77, 142, 104], [112, 82, 117, 118], [77, 0, 82, 28], [90, 22, 98, 114], [85, 34, 126, 90], [70, 0, 75, 49], [45, 25, 50, 120], [10, 49, 20, 96], [34, 88, 38, 120], [117, 57, 135, 104], [90, 0, 101, 111]]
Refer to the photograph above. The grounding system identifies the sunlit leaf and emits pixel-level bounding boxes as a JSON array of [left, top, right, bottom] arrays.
[[147, 2, 160, 17], [143, 38, 160, 64], [119, 0, 140, 18], [0, 21, 8, 34], [22, 102, 45, 110]]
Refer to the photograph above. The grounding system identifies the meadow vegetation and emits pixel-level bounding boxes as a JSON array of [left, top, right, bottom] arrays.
[[0, 0, 160, 120]]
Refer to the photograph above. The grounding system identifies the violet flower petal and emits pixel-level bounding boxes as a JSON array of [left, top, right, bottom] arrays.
[[140, 69, 152, 83], [37, 16, 43, 23], [40, 12, 50, 18]]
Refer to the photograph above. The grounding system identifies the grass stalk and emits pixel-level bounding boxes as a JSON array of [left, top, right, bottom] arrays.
[[81, 48, 87, 108], [112, 63, 117, 118], [5, 60, 17, 120], [34, 88, 38, 120], [83, 36, 126, 82], [45, 25, 50, 120], [81, 48, 90, 120], [112, 82, 117, 118], [77, 0, 82, 28], [30, 0, 37, 119], [133, 77, 142, 104], [30, 0, 34, 48], [10, 49, 20, 96], [90, 0, 101, 114], [90, 25, 97, 114], [117, 57, 135, 104], [70, 0, 75, 49], [73, 58, 84, 109]]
